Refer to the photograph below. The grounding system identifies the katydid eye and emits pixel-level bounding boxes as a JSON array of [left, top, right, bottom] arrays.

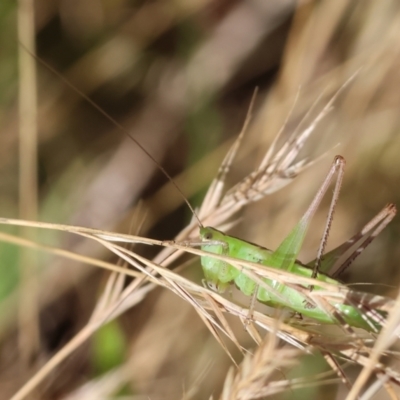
[[204, 232, 213, 240]]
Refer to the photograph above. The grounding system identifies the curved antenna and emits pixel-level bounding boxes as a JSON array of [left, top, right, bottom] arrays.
[[22, 44, 203, 227]]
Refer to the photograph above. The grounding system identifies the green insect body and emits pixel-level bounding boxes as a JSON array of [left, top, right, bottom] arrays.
[[200, 227, 378, 331], [198, 156, 396, 331], [200, 227, 382, 332]]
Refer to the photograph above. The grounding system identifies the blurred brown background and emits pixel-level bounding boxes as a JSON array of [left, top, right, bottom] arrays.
[[0, 0, 400, 399]]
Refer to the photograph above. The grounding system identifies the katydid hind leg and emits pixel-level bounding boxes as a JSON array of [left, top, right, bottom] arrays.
[[332, 203, 396, 278], [306, 203, 396, 277], [273, 156, 345, 275], [311, 156, 345, 278]]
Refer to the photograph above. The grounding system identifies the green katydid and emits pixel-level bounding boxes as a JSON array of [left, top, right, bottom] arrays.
[[63, 80, 396, 331], [199, 155, 396, 331], [30, 55, 396, 331]]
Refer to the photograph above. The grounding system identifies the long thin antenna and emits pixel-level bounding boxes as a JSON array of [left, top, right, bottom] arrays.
[[20, 43, 203, 227]]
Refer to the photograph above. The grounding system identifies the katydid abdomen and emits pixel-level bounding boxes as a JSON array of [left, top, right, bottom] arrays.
[[200, 226, 384, 331]]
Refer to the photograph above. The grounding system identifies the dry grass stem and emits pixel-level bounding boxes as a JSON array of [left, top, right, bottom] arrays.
[[2, 78, 400, 399]]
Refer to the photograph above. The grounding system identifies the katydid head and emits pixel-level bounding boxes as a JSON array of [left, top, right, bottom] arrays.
[[199, 227, 232, 293]]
